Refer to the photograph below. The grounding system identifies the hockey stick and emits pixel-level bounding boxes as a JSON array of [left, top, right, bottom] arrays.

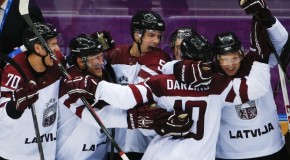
[[8, 45, 27, 58], [0, 54, 45, 160], [266, 33, 290, 134], [278, 65, 290, 134], [19, 1, 129, 159], [254, 13, 290, 82]]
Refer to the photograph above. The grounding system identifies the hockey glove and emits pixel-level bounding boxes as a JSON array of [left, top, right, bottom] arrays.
[[239, 0, 275, 27], [11, 80, 39, 111], [127, 103, 172, 129], [248, 17, 272, 63], [174, 60, 212, 87], [239, 0, 267, 15], [64, 75, 98, 102], [154, 110, 193, 138]]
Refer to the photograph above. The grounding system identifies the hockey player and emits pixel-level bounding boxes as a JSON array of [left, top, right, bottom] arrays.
[[214, 0, 290, 159], [56, 34, 111, 160], [63, 33, 272, 160], [169, 27, 197, 60], [105, 10, 171, 159], [56, 34, 171, 160], [0, 22, 64, 160], [169, 1, 290, 159]]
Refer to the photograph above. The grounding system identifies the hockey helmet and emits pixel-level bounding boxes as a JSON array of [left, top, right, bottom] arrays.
[[23, 22, 59, 51], [180, 35, 214, 62], [69, 34, 103, 61], [213, 32, 242, 55], [170, 27, 198, 49], [130, 10, 165, 39]]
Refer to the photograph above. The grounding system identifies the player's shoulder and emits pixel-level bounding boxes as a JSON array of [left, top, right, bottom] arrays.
[[55, 51, 66, 64], [210, 73, 233, 94], [66, 65, 83, 77], [110, 45, 130, 56], [149, 48, 171, 61], [146, 74, 175, 84], [4, 52, 28, 75], [1, 53, 29, 89], [150, 48, 169, 55]]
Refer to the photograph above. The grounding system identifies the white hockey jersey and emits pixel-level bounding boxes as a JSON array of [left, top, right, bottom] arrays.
[[216, 18, 288, 159], [0, 51, 64, 160], [56, 65, 128, 160]]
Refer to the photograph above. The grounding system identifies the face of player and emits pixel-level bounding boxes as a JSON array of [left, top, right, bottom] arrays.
[[140, 30, 162, 53], [85, 52, 105, 78], [173, 38, 183, 60], [43, 37, 60, 66], [218, 51, 242, 76]]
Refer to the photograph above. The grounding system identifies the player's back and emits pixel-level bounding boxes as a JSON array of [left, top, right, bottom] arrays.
[[142, 74, 224, 160]]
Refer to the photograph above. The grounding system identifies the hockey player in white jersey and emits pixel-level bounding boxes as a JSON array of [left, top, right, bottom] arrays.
[[56, 33, 171, 160], [105, 10, 171, 159], [0, 22, 64, 160], [168, 1, 290, 159], [63, 33, 272, 160], [214, 0, 290, 159]]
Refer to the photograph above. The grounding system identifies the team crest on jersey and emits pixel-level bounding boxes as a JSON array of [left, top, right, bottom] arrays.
[[235, 100, 257, 120], [42, 98, 57, 127], [118, 75, 129, 84]]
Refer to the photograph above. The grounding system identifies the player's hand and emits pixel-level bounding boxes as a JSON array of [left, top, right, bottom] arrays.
[[239, 0, 273, 25], [91, 31, 115, 51], [239, 0, 267, 15], [127, 103, 172, 129], [248, 17, 272, 63], [64, 75, 98, 102], [154, 110, 193, 138], [11, 80, 39, 111], [174, 60, 212, 87]]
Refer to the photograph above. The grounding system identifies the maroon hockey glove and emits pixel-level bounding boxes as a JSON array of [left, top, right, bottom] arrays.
[[239, 0, 267, 15], [174, 60, 212, 87], [154, 110, 193, 137], [127, 103, 172, 129], [248, 17, 272, 63], [64, 75, 98, 102], [11, 80, 39, 111], [239, 0, 275, 26]]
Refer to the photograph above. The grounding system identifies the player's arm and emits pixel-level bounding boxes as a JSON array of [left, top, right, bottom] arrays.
[[92, 80, 154, 110], [60, 92, 170, 130], [240, 0, 288, 66], [88, 103, 171, 130], [161, 60, 180, 75]]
